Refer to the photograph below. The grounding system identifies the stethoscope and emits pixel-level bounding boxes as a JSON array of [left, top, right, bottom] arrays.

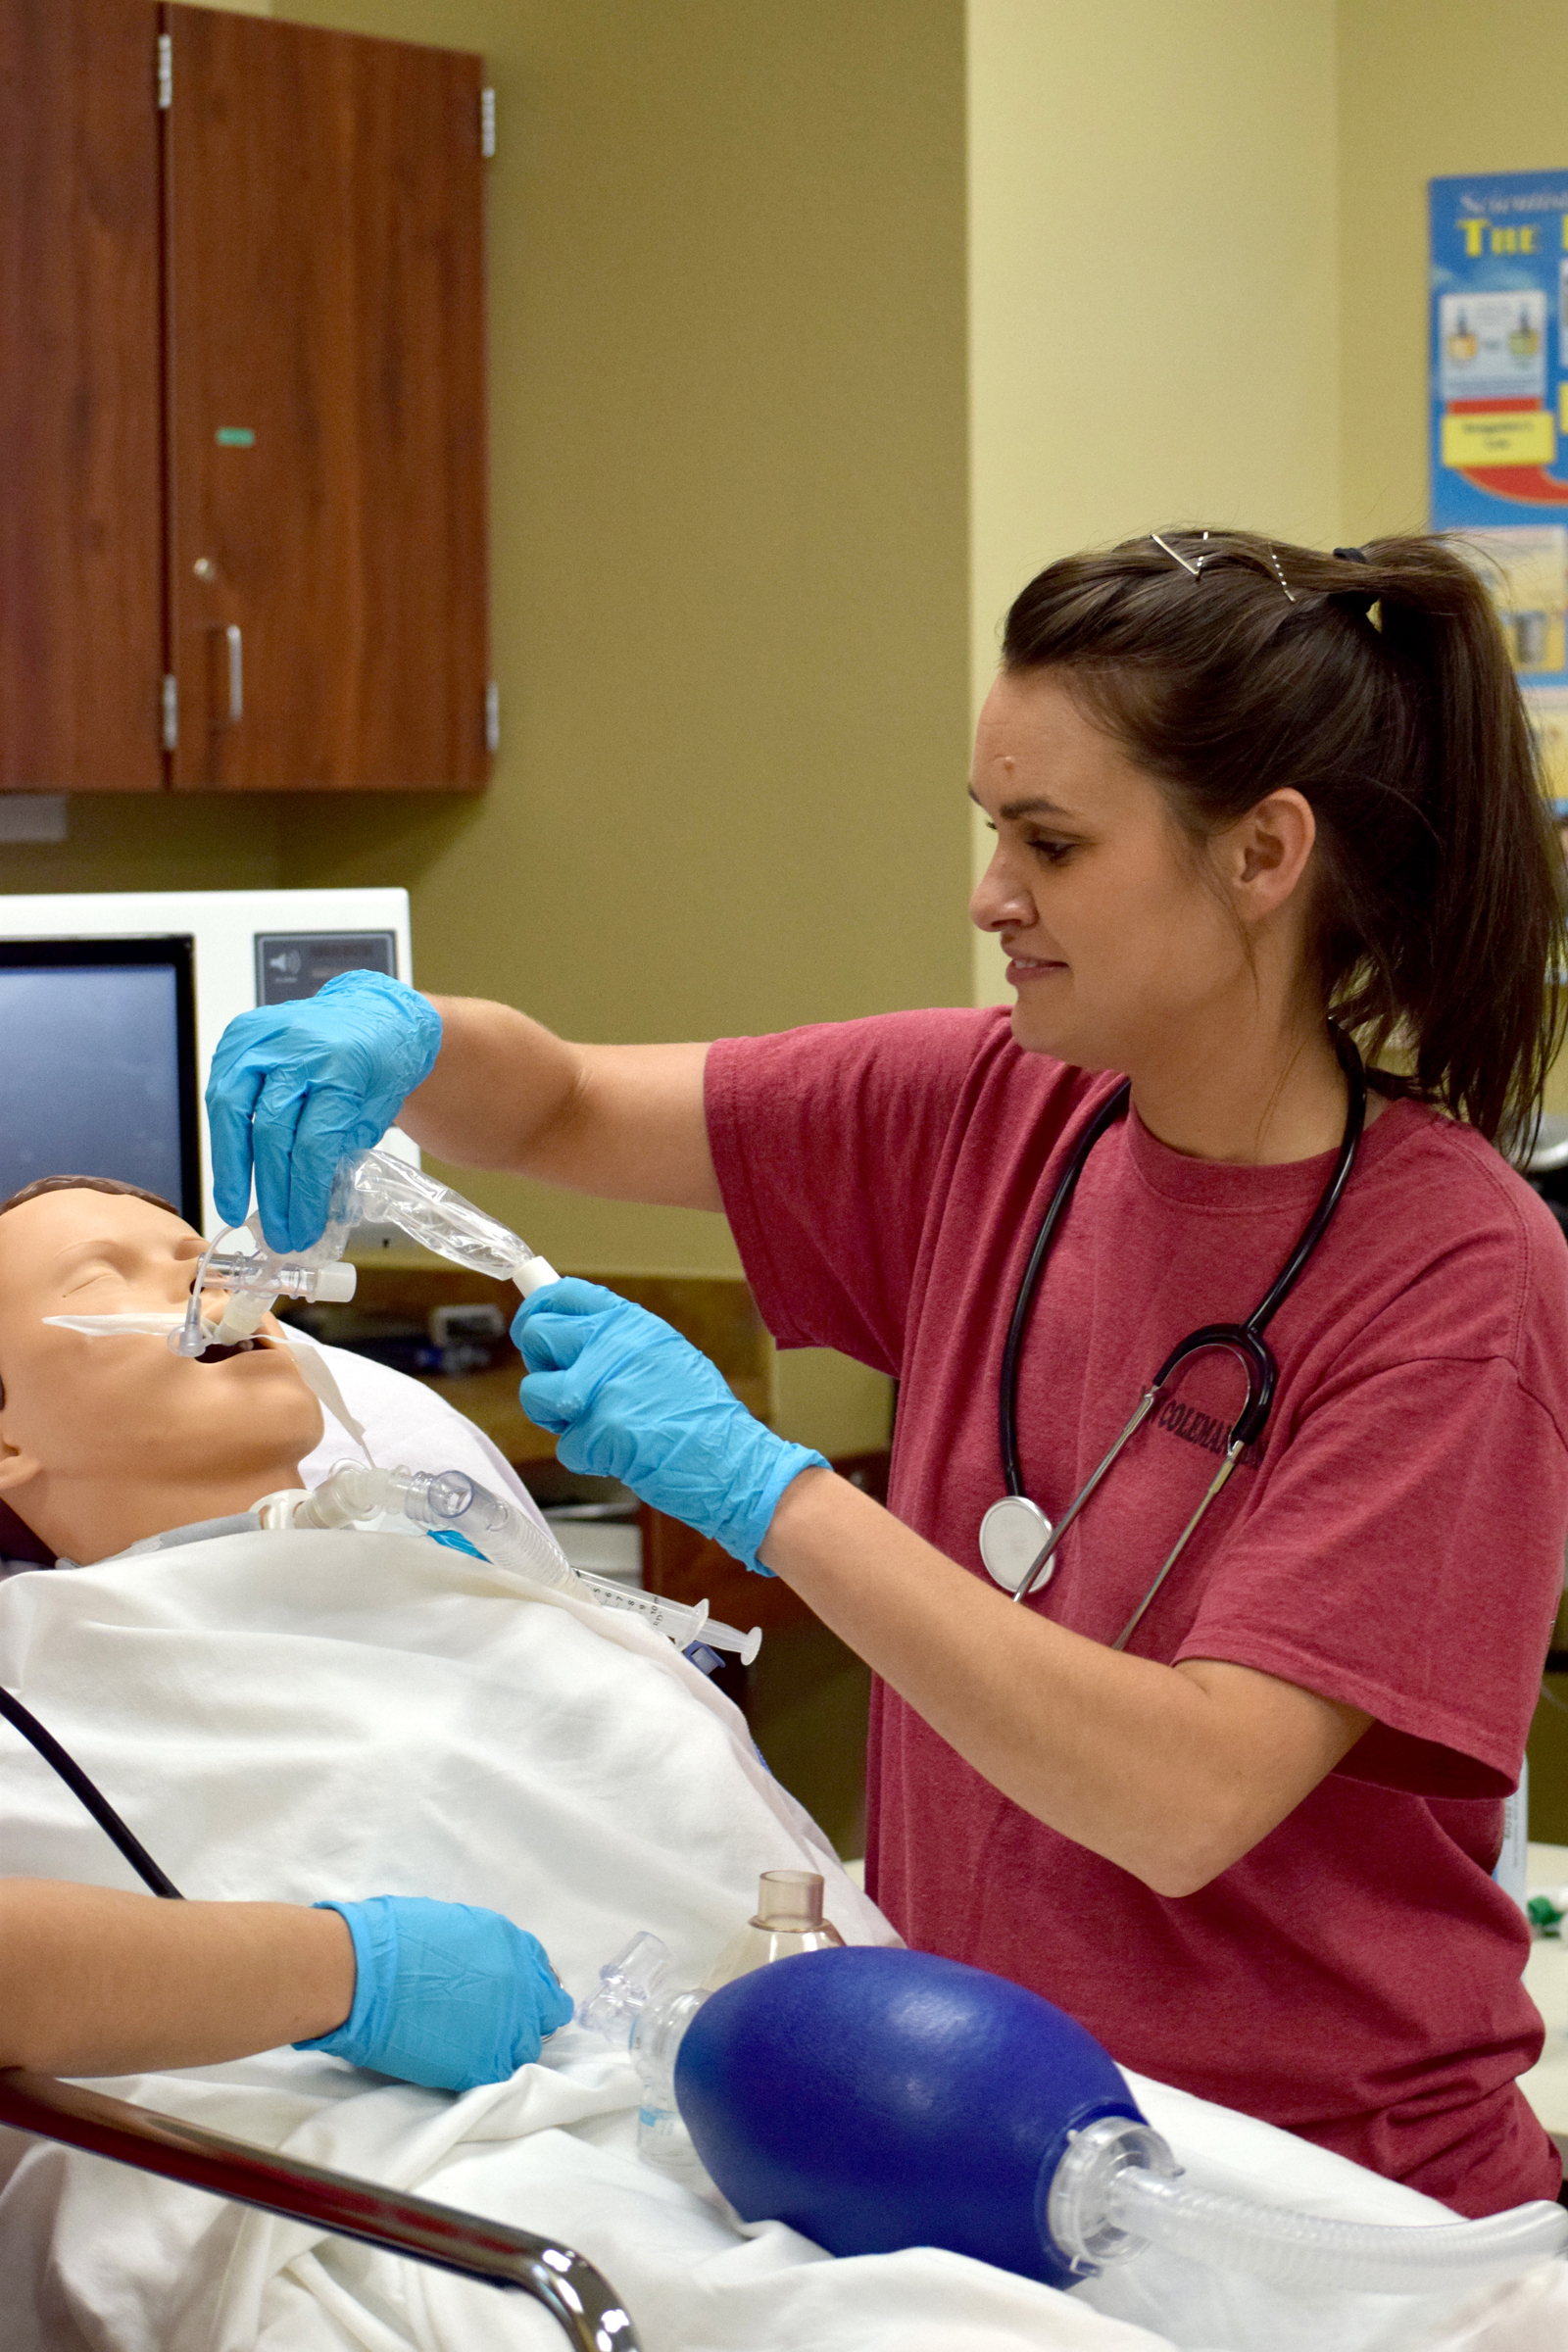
[[978, 1026, 1367, 1649]]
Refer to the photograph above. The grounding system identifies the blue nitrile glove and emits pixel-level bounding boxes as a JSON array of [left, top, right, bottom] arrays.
[[514, 1279, 828, 1575], [295, 1894, 574, 2093], [206, 971, 442, 1252]]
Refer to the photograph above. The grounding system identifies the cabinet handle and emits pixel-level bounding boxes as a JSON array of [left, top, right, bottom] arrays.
[[224, 624, 243, 723]]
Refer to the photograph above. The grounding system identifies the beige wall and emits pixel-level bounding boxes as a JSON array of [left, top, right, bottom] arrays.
[[269, 0, 970, 1316], [966, 0, 1344, 1003]]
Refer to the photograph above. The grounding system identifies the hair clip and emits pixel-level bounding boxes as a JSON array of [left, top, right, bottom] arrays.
[[1333, 545, 1370, 564], [1151, 530, 1211, 579], [1265, 545, 1297, 604]]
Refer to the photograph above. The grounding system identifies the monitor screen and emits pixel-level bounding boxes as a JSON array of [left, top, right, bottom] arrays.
[[0, 938, 201, 1224]]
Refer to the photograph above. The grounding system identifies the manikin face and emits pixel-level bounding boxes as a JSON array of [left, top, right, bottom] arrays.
[[0, 1188, 322, 1558], [968, 669, 1272, 1075]]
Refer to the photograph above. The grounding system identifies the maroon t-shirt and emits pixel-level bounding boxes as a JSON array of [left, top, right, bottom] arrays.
[[707, 1007, 1568, 2216]]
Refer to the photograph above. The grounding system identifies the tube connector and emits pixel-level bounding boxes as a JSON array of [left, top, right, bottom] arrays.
[[1045, 2116, 1181, 2276]]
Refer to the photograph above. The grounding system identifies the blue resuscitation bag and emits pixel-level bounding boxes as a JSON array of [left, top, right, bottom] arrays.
[[672, 1944, 1147, 2288]]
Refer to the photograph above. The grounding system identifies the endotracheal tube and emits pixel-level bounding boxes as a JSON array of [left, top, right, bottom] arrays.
[[171, 1146, 561, 1360]]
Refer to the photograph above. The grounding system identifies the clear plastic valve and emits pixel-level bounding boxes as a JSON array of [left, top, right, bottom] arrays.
[[330, 1148, 559, 1292], [169, 1218, 358, 1357]]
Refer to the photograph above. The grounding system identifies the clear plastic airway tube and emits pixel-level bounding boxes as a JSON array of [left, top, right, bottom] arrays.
[[331, 1149, 561, 1295], [1045, 2112, 1568, 2295], [1104, 2166, 1568, 2295], [278, 1461, 761, 1665]]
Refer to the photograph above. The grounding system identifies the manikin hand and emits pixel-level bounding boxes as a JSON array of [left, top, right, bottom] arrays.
[[514, 1280, 828, 1574], [206, 972, 442, 1253], [297, 1894, 573, 2093]]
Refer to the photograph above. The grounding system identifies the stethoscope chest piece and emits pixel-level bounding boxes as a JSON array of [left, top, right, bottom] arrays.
[[979, 1494, 1055, 1594]]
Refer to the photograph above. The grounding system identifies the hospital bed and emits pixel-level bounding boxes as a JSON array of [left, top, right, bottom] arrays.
[[5, 1342, 1566, 2352], [0, 1343, 648, 2351], [0, 2068, 636, 2351]]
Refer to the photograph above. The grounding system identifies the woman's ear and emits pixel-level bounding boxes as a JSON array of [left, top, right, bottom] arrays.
[[1225, 789, 1316, 915]]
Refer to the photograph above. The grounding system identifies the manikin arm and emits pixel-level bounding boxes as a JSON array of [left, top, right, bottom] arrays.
[[0, 1882, 354, 2074]]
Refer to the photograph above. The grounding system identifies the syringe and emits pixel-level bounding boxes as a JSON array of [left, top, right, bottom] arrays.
[[261, 1460, 761, 1665]]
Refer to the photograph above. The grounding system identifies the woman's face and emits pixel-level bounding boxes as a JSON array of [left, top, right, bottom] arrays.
[[969, 668, 1278, 1077]]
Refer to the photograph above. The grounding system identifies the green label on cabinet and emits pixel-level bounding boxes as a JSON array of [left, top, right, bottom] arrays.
[[215, 426, 256, 448]]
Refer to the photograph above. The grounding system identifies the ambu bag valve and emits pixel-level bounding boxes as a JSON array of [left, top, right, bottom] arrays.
[[672, 1947, 1568, 2297], [674, 1945, 1140, 2288]]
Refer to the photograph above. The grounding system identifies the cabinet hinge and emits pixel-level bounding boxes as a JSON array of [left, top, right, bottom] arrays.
[[162, 674, 178, 753], [157, 33, 172, 111], [480, 86, 496, 160], [484, 682, 501, 755]]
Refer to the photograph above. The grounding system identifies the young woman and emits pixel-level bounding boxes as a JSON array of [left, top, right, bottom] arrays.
[[210, 530, 1568, 2217]]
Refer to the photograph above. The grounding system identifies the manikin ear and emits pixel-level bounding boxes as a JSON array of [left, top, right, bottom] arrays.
[[0, 1432, 45, 1498], [1218, 789, 1317, 918]]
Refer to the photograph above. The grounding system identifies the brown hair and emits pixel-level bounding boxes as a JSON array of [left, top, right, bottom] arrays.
[[1001, 529, 1568, 1145], [0, 1174, 180, 1221]]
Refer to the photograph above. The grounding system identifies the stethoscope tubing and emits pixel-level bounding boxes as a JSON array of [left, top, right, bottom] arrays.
[[998, 1027, 1369, 1614], [0, 1682, 182, 1899]]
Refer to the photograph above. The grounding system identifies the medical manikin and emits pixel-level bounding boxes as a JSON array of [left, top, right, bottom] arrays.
[[0, 1172, 885, 2352], [0, 1172, 577, 2092]]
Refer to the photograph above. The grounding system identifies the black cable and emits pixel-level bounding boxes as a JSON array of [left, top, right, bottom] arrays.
[[0, 1685, 182, 1900]]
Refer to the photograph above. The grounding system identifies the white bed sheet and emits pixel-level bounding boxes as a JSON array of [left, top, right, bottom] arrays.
[[0, 1448, 1561, 2351]]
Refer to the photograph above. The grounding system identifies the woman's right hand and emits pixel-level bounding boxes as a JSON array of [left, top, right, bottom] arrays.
[[206, 971, 442, 1253]]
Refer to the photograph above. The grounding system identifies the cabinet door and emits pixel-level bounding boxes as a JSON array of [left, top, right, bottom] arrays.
[[0, 0, 165, 792], [164, 6, 489, 790]]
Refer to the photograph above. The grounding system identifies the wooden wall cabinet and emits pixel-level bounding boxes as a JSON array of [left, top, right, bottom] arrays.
[[0, 0, 490, 794]]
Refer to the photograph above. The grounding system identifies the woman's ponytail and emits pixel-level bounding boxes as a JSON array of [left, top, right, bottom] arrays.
[[1002, 529, 1568, 1146]]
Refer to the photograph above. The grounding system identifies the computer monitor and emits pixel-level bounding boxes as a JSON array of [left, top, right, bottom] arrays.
[[0, 937, 201, 1222], [0, 889, 415, 1233]]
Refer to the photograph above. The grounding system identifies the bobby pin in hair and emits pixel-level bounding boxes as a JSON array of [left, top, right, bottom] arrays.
[[1151, 529, 1211, 579], [1265, 545, 1297, 604]]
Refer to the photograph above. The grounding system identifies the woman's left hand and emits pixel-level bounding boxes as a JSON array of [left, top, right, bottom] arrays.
[[513, 1280, 827, 1573]]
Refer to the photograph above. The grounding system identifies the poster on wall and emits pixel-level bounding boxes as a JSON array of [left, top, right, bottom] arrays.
[[1429, 169, 1568, 800]]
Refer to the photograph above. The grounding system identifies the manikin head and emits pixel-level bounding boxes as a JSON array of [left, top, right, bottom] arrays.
[[0, 1177, 322, 1566]]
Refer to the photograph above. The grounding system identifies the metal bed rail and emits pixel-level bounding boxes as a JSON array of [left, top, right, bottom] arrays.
[[0, 2068, 640, 2352]]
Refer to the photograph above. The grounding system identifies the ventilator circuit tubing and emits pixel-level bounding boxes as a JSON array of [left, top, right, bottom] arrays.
[[282, 1461, 760, 1666], [1091, 2148, 1568, 2295]]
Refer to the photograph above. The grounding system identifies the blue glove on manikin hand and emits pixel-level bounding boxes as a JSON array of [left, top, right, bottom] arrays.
[[514, 1280, 828, 1575], [206, 971, 442, 1253], [296, 1894, 573, 2094]]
